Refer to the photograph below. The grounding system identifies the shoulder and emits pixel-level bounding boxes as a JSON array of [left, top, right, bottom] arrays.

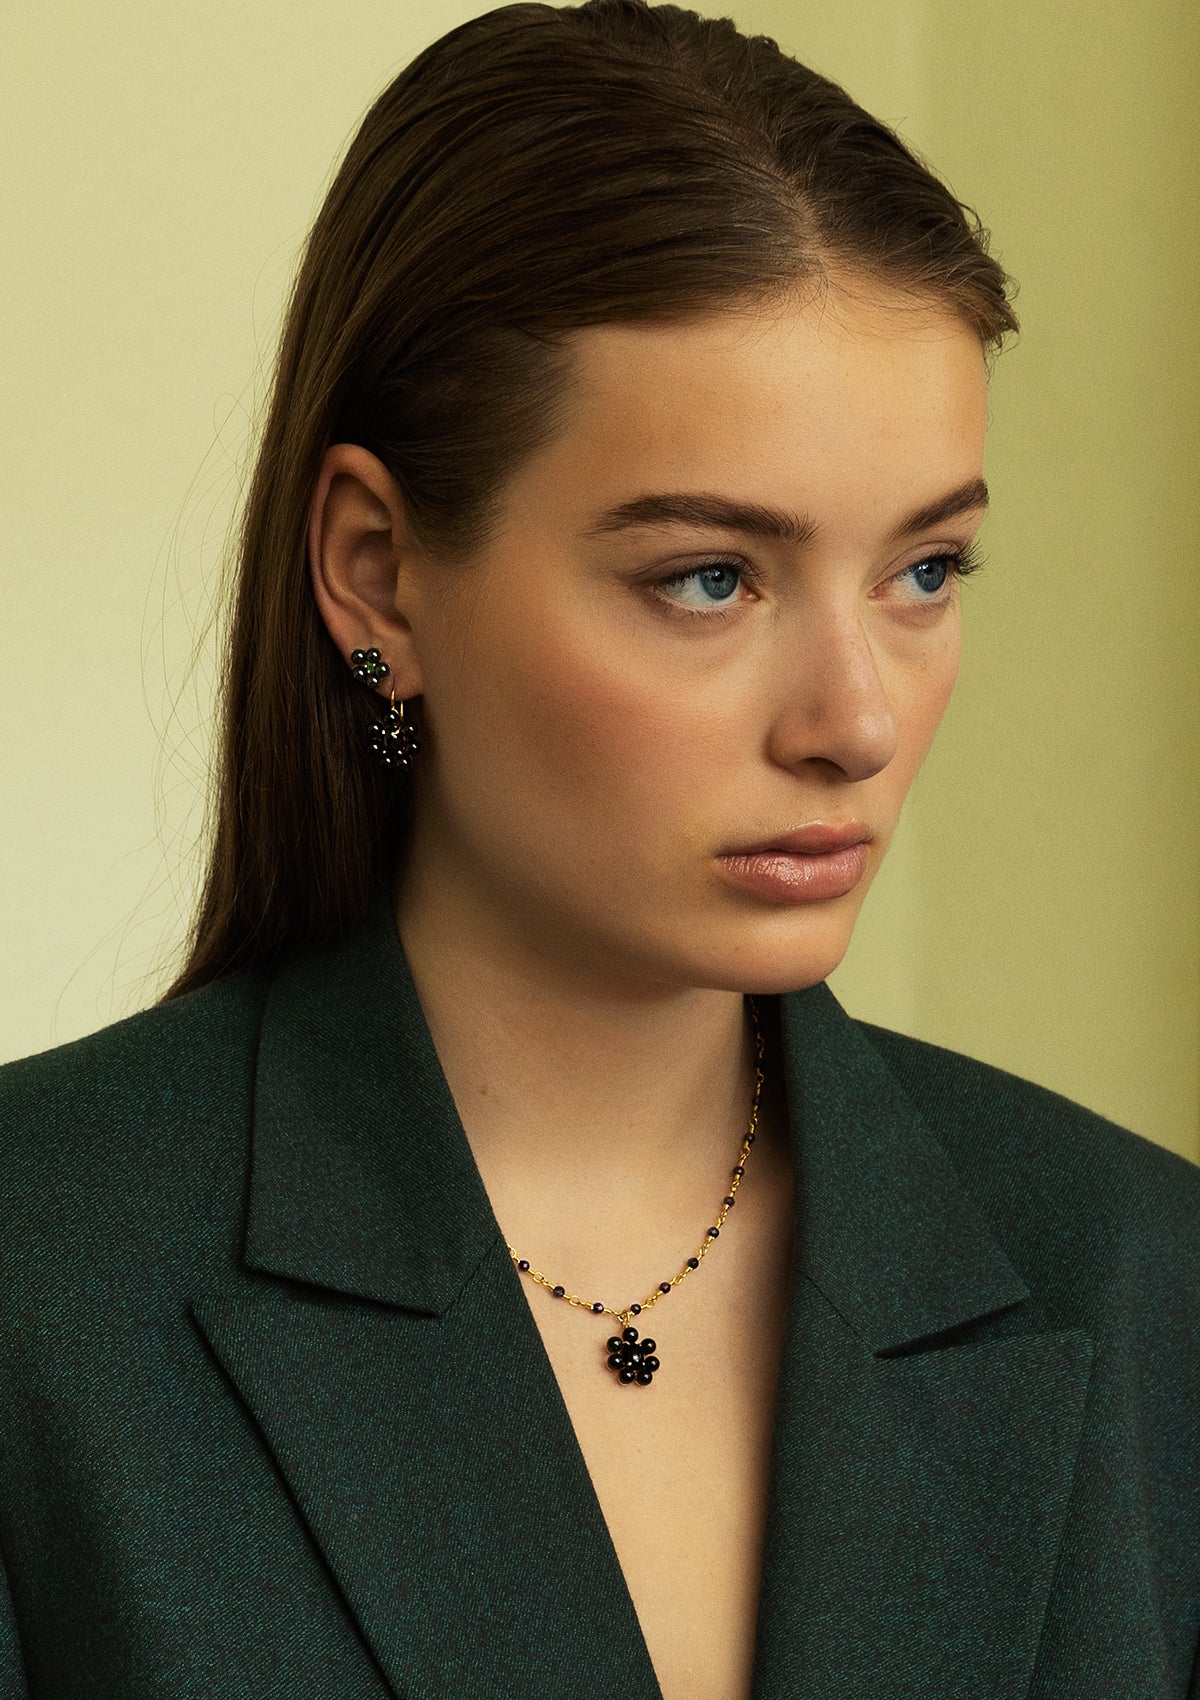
[[854, 1016, 1200, 1324], [0, 971, 268, 1268], [0, 969, 266, 1135], [854, 1015, 1200, 1205]]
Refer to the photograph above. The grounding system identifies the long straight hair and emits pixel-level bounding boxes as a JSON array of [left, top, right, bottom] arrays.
[[159, 0, 1017, 1002]]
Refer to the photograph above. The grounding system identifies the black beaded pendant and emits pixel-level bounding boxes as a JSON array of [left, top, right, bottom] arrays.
[[604, 1325, 660, 1387], [367, 704, 420, 771]]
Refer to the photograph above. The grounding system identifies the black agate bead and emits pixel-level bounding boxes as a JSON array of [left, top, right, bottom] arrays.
[[350, 646, 390, 688], [367, 705, 420, 771], [604, 1325, 660, 1387]]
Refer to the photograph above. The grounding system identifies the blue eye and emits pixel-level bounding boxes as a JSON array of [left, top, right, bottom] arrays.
[[652, 559, 746, 615], [896, 544, 986, 600], [904, 557, 953, 596], [649, 543, 985, 621]]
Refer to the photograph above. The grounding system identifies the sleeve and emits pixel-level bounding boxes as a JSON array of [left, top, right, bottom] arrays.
[[0, 1546, 29, 1700]]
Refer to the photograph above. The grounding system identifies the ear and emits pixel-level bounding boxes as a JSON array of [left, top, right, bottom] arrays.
[[307, 443, 426, 697]]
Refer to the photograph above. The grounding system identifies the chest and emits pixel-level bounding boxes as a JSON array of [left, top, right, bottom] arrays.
[[522, 1175, 795, 1699]]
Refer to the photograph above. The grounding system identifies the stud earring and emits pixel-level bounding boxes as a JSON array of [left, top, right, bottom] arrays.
[[348, 648, 421, 772], [349, 646, 390, 689]]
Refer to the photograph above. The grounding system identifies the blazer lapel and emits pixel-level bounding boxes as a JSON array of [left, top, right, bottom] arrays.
[[749, 983, 1095, 1698], [190, 888, 1094, 1699], [190, 891, 661, 1698]]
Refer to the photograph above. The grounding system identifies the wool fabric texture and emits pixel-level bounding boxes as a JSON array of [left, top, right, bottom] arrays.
[[0, 887, 1198, 1698]]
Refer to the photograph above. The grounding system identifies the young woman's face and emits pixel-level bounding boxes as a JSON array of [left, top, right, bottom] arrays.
[[396, 279, 989, 993]]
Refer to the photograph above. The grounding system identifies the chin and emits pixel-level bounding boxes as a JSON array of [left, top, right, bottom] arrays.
[[671, 909, 858, 996]]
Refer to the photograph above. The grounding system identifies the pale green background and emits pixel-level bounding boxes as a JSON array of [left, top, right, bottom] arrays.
[[3, 2, 1197, 1161]]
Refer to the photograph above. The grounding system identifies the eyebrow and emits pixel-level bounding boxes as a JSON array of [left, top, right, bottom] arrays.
[[581, 477, 990, 547]]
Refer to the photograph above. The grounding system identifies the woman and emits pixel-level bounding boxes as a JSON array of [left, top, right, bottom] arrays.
[[1, 2, 1197, 1695]]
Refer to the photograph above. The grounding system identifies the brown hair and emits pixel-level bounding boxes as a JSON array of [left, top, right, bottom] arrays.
[[159, 0, 1017, 1002]]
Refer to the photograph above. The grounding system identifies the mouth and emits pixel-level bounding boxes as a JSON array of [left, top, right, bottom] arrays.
[[713, 823, 873, 904], [718, 822, 873, 857]]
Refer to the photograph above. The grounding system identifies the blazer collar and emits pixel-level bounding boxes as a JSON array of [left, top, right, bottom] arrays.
[[244, 885, 500, 1314], [199, 886, 1093, 1698], [244, 884, 1029, 1350]]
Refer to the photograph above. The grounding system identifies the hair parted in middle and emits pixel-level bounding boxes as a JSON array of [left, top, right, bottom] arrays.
[[163, 0, 1018, 1002]]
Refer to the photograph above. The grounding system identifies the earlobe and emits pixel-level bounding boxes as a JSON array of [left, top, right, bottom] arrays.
[[307, 442, 425, 696]]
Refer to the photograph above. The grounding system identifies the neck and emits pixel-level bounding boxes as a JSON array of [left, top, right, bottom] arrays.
[[392, 860, 791, 1283]]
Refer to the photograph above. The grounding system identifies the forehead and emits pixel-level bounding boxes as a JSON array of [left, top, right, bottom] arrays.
[[533, 282, 988, 520]]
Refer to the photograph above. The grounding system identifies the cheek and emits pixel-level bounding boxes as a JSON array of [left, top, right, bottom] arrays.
[[488, 619, 712, 820], [440, 571, 751, 865]]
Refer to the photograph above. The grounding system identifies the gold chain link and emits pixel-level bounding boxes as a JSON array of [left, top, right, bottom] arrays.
[[506, 996, 765, 1328]]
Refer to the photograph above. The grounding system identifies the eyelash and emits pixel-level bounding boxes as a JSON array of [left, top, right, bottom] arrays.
[[649, 543, 986, 621]]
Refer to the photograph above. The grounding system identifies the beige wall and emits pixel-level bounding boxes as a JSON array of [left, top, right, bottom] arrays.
[[4, 3, 1197, 1161]]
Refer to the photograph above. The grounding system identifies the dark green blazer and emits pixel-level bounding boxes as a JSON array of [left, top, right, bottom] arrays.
[[1, 889, 1198, 1698]]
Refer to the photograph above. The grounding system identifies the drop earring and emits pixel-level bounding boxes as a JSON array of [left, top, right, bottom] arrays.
[[348, 647, 421, 772]]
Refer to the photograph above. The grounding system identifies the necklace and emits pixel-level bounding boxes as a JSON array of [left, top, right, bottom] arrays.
[[506, 996, 765, 1387]]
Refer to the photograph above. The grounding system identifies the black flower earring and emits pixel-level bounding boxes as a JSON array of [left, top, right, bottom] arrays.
[[348, 648, 421, 772], [349, 646, 390, 689]]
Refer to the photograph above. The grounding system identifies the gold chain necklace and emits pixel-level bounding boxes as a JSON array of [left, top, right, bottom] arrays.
[[506, 996, 765, 1387]]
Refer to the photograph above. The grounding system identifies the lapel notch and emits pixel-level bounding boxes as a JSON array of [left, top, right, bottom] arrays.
[[241, 890, 500, 1313], [190, 894, 1095, 1699], [191, 891, 661, 1698], [748, 982, 1095, 1698]]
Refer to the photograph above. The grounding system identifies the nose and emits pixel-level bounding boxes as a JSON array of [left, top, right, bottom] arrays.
[[765, 605, 900, 783]]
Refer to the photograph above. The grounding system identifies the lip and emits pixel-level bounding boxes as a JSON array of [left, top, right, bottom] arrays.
[[714, 841, 870, 904], [720, 822, 873, 857]]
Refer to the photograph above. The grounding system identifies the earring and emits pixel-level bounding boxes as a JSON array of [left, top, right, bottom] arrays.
[[348, 649, 420, 772], [369, 683, 421, 772], [349, 646, 390, 688]]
